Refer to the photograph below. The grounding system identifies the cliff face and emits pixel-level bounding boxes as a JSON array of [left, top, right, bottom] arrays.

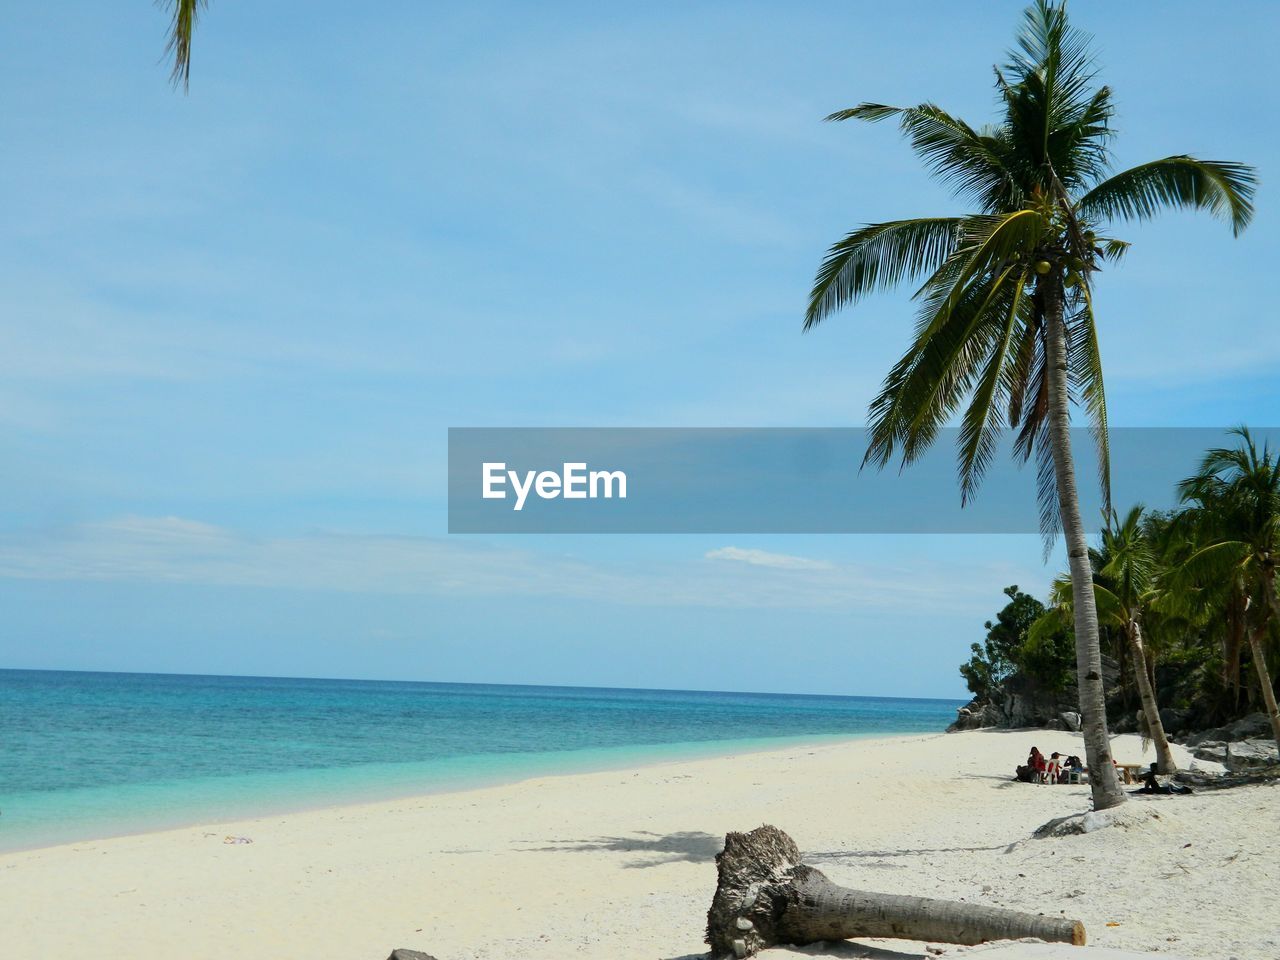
[[948, 659, 1121, 732], [949, 681, 1081, 732]]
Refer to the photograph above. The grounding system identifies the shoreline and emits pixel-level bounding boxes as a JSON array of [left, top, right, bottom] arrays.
[[2, 729, 1275, 959], [0, 729, 908, 856]]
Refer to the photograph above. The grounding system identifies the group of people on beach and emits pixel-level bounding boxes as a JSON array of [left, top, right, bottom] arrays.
[[1016, 747, 1194, 794], [1015, 746, 1083, 784]]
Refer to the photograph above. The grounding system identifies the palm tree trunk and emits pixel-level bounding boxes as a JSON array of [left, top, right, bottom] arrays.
[[1255, 575, 1280, 752], [1127, 619, 1176, 773], [1042, 278, 1126, 810], [706, 825, 1087, 957], [1245, 627, 1280, 753]]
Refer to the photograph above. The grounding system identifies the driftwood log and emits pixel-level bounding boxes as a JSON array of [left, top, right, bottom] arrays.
[[705, 826, 1085, 957]]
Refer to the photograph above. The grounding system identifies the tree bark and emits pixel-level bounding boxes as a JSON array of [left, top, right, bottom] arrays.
[[1254, 579, 1280, 753], [706, 826, 1086, 958], [1042, 276, 1126, 810], [1245, 628, 1280, 752], [1126, 619, 1176, 773]]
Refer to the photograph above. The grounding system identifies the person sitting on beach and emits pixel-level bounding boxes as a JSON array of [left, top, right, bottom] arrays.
[[1140, 762, 1160, 792], [1136, 762, 1194, 795], [1014, 746, 1046, 783], [1046, 751, 1064, 784]]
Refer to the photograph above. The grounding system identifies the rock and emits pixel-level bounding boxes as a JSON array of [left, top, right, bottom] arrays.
[[1192, 738, 1279, 770], [979, 701, 1004, 726], [387, 950, 440, 960], [1188, 756, 1227, 776], [948, 699, 1003, 731], [1110, 713, 1137, 734], [1158, 706, 1191, 736], [1185, 712, 1272, 747], [1033, 805, 1160, 838], [948, 702, 980, 732], [1059, 711, 1081, 732]]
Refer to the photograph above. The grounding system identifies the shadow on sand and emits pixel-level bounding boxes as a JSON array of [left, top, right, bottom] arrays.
[[522, 829, 724, 867], [804, 842, 1011, 863], [662, 941, 928, 960]]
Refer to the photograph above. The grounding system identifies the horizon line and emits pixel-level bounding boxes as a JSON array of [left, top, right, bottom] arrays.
[[0, 665, 967, 704]]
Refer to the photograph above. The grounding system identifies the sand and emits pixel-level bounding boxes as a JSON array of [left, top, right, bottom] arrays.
[[1, 730, 1275, 960]]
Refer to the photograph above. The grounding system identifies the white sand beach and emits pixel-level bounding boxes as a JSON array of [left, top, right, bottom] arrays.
[[1, 730, 1275, 960]]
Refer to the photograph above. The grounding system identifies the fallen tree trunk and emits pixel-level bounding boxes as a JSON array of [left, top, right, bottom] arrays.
[[705, 825, 1085, 958]]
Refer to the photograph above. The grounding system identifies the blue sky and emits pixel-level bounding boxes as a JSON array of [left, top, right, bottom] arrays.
[[1, 1, 1276, 697]]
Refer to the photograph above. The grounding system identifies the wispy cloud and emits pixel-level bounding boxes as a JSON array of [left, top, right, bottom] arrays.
[[705, 545, 831, 570], [0, 515, 1018, 613]]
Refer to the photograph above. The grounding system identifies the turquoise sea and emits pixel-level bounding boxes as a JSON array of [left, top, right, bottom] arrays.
[[0, 669, 962, 852]]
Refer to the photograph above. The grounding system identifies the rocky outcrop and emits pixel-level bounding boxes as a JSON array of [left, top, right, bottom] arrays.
[[387, 950, 440, 960], [948, 673, 1079, 732], [1183, 712, 1273, 747], [1158, 706, 1193, 738], [1191, 738, 1279, 771], [949, 698, 1003, 730]]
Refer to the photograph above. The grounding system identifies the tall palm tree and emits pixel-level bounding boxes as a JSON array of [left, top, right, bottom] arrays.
[[803, 1, 1255, 809], [1178, 428, 1280, 752], [1094, 506, 1177, 773], [162, 0, 206, 91]]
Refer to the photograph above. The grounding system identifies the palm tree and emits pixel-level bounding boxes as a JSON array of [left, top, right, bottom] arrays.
[[803, 1, 1255, 809], [1178, 428, 1280, 752], [162, 0, 206, 91], [1159, 505, 1249, 717], [1094, 506, 1177, 773]]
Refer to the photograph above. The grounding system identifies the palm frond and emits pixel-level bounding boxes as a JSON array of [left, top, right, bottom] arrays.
[[1079, 156, 1257, 236], [865, 266, 1014, 470], [1069, 280, 1111, 512], [900, 265, 1023, 464], [1168, 539, 1251, 596], [1096, 237, 1131, 263], [1033, 421, 1062, 557], [946, 210, 1047, 309], [161, 0, 206, 92], [957, 271, 1030, 504], [804, 218, 962, 329], [1098, 504, 1156, 603], [826, 103, 1018, 210], [1091, 581, 1126, 628], [1000, 0, 1102, 185]]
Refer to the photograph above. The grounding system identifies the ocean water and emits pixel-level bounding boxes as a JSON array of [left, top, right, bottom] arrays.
[[0, 669, 962, 852]]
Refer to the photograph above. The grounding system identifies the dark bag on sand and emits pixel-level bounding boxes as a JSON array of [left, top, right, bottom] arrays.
[[1015, 764, 1035, 782], [1133, 782, 1193, 795]]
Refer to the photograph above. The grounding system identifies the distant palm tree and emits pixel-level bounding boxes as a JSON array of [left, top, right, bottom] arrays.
[[803, 1, 1255, 809], [162, 0, 206, 91], [1178, 428, 1280, 753], [1094, 506, 1177, 773]]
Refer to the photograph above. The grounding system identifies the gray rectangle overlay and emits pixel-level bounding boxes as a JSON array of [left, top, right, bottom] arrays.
[[448, 427, 1277, 534]]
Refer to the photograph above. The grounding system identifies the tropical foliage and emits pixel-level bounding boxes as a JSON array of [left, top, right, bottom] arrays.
[[962, 585, 1071, 702], [805, 0, 1255, 809], [972, 430, 1280, 759]]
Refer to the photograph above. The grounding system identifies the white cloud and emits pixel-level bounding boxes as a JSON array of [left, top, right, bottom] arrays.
[[0, 515, 1024, 614], [705, 546, 832, 570]]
